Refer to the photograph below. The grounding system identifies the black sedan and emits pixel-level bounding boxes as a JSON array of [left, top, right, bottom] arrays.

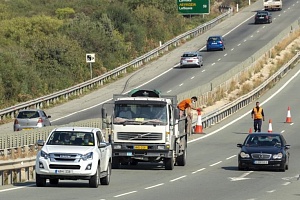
[[254, 11, 272, 24], [237, 133, 290, 171]]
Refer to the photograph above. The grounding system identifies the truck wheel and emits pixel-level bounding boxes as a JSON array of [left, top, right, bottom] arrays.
[[89, 166, 100, 188], [112, 158, 120, 169], [49, 179, 59, 185], [176, 149, 187, 166], [165, 157, 174, 170], [36, 173, 46, 187], [130, 160, 138, 165], [100, 162, 111, 185]]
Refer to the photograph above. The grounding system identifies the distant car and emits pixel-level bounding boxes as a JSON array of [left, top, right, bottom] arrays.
[[13, 109, 51, 131], [254, 11, 272, 24], [206, 36, 225, 51], [180, 51, 203, 68], [35, 126, 112, 188], [237, 133, 290, 171]]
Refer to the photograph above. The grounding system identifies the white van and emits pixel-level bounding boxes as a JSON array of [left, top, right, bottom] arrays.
[[264, 0, 282, 11]]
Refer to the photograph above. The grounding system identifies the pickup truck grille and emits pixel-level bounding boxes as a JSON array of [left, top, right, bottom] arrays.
[[117, 132, 162, 140], [49, 153, 81, 162]]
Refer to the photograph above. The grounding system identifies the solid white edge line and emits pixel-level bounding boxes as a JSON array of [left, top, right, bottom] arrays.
[[0, 184, 35, 193]]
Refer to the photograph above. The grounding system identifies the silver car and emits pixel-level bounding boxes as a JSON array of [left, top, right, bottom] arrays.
[[180, 51, 203, 68], [13, 109, 51, 131]]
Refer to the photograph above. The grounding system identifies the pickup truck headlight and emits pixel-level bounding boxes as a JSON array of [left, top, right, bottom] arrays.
[[40, 150, 49, 159], [240, 152, 250, 158], [81, 152, 93, 161], [273, 153, 283, 159]]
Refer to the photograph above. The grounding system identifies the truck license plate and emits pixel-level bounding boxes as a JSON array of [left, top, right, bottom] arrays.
[[134, 146, 148, 150]]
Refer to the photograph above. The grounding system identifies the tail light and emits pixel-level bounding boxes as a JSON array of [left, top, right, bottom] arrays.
[[219, 41, 223, 44], [37, 118, 43, 124], [265, 16, 269, 19]]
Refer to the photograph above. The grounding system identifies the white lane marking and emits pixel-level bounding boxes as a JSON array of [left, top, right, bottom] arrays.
[[229, 171, 253, 181], [226, 155, 236, 160], [289, 122, 294, 125], [288, 7, 291, 9], [212, 63, 216, 66], [145, 183, 164, 189], [210, 161, 222, 166], [0, 184, 35, 193], [251, 35, 253, 37], [278, 14, 281, 17], [263, 26, 265, 29], [274, 18, 276, 20], [266, 190, 276, 193], [281, 130, 285, 133], [192, 168, 206, 174], [237, 43, 241, 46], [231, 48, 234, 51], [282, 182, 291, 186], [284, 10, 286, 13], [218, 58, 221, 61], [188, 68, 300, 144], [224, 54, 227, 56], [114, 191, 137, 197], [257, 31, 259, 33], [201, 69, 205, 72], [244, 39, 247, 42], [170, 175, 187, 182], [191, 76, 195, 79], [179, 83, 184, 86], [167, 90, 172, 93]]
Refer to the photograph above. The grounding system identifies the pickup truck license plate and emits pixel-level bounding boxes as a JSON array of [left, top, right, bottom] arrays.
[[134, 146, 148, 150], [254, 160, 268, 164], [55, 169, 73, 174]]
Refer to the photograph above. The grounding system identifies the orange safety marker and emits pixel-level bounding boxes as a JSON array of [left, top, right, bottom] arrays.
[[285, 106, 292, 123], [194, 109, 203, 134], [268, 119, 273, 133], [249, 128, 252, 133]]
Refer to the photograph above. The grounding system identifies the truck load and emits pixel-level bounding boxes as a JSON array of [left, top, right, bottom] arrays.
[[103, 89, 189, 170]]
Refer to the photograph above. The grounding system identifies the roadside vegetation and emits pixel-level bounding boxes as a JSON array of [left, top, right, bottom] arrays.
[[0, 0, 244, 109]]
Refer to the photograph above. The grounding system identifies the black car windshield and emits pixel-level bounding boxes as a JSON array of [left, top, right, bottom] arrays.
[[245, 135, 282, 147]]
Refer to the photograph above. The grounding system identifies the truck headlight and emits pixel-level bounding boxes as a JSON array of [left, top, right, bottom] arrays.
[[273, 153, 283, 159], [165, 132, 170, 142], [81, 152, 93, 161], [240, 152, 250, 158], [41, 150, 49, 159], [157, 145, 165, 150]]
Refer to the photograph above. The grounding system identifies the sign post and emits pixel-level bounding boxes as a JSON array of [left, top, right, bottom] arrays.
[[86, 53, 95, 79], [177, 0, 210, 14]]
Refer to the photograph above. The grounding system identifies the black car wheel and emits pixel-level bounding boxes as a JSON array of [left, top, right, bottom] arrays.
[[238, 162, 244, 171]]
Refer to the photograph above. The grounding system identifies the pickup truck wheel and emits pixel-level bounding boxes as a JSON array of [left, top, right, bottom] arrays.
[[36, 173, 46, 187], [100, 162, 111, 185], [49, 179, 59, 185], [89, 166, 100, 188]]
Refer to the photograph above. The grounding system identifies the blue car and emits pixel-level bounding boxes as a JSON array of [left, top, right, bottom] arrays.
[[206, 36, 225, 51]]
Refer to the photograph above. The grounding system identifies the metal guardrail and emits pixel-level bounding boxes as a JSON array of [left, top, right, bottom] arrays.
[[0, 11, 232, 121]]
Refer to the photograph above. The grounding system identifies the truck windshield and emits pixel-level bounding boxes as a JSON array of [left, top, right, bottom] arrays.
[[114, 104, 167, 125]]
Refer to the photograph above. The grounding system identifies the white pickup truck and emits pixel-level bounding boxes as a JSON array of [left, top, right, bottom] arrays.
[[35, 127, 112, 188]]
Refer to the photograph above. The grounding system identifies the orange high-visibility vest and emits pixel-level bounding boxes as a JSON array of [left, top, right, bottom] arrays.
[[253, 107, 263, 119], [178, 99, 192, 111]]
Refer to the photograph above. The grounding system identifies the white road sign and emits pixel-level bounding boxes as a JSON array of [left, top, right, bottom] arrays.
[[86, 53, 95, 63]]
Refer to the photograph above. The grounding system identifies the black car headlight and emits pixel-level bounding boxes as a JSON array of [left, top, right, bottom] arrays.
[[273, 153, 283, 159], [240, 152, 250, 158], [40, 150, 49, 159]]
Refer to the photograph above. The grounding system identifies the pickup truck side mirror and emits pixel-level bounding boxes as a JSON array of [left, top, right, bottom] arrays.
[[99, 142, 108, 148]]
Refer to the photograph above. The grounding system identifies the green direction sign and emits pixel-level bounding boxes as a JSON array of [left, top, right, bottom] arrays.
[[177, 0, 210, 14]]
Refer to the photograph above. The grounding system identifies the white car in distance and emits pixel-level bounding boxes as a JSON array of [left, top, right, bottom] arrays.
[[35, 127, 112, 188]]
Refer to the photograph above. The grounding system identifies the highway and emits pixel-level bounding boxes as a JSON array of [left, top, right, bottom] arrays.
[[1, 0, 300, 199]]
